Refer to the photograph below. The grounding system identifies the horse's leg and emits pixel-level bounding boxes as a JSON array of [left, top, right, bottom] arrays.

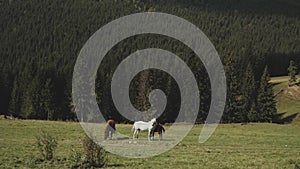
[[104, 133, 107, 140], [148, 130, 152, 141], [133, 129, 139, 140], [159, 132, 162, 141], [136, 130, 139, 139], [111, 124, 115, 139], [104, 127, 108, 140], [136, 130, 140, 139], [150, 131, 154, 141], [133, 130, 136, 140], [109, 130, 112, 140], [113, 129, 116, 139], [151, 131, 155, 140]]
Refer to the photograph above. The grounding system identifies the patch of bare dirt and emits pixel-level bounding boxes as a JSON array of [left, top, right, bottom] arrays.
[[284, 85, 300, 98]]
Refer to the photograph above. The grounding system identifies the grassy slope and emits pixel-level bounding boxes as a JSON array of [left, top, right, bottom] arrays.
[[271, 76, 300, 124], [1, 120, 300, 168]]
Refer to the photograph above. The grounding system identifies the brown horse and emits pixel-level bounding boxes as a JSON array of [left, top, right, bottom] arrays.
[[150, 124, 165, 141], [104, 120, 116, 140]]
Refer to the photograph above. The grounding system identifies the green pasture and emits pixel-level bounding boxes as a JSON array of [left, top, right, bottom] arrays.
[[1, 119, 300, 168]]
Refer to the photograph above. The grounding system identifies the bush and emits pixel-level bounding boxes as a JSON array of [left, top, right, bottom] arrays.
[[71, 134, 107, 168], [35, 130, 58, 161]]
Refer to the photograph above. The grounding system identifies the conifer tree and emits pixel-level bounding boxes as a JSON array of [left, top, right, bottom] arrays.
[[247, 103, 258, 122], [288, 60, 298, 86], [257, 66, 277, 122], [223, 56, 242, 123], [0, 67, 13, 116], [0, 75, 4, 115], [20, 89, 35, 119], [135, 70, 152, 121], [241, 64, 257, 122], [42, 78, 55, 120], [8, 80, 21, 117]]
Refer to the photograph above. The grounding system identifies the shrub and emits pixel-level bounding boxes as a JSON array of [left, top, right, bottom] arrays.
[[35, 130, 58, 161], [82, 134, 107, 168], [71, 134, 107, 168]]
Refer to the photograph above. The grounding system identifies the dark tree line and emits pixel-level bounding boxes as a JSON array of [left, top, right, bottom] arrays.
[[0, 0, 299, 123]]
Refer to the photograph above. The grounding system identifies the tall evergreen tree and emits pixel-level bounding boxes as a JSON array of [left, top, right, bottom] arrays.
[[41, 78, 55, 120], [288, 60, 298, 86], [241, 64, 257, 122], [135, 70, 153, 121], [247, 103, 259, 122], [20, 88, 35, 119], [0, 75, 4, 115], [8, 80, 21, 117], [0, 66, 13, 116], [223, 56, 242, 123], [257, 66, 277, 122]]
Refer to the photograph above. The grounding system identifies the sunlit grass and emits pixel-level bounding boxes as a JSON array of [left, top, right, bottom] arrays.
[[271, 76, 300, 124], [1, 120, 300, 168]]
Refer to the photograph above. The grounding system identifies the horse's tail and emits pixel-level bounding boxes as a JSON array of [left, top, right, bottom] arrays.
[[162, 126, 165, 133], [131, 124, 135, 132]]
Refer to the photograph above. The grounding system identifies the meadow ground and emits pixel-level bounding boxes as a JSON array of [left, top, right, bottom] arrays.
[[1, 119, 300, 169]]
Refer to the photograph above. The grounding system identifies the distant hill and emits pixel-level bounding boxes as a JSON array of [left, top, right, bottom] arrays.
[[271, 76, 300, 125]]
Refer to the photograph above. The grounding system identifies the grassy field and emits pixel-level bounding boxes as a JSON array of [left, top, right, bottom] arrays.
[[1, 119, 300, 169]]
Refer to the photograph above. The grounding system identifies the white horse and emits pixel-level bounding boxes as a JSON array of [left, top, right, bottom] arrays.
[[132, 118, 157, 141]]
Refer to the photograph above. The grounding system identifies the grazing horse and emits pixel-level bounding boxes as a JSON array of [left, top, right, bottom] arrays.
[[150, 124, 165, 141], [132, 118, 157, 141], [104, 120, 116, 140]]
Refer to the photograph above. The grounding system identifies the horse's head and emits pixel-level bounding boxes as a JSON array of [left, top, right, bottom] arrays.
[[150, 118, 156, 123], [150, 118, 157, 127]]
